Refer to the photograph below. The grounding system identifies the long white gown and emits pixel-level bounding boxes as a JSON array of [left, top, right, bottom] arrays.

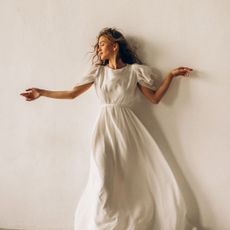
[[74, 64, 196, 230]]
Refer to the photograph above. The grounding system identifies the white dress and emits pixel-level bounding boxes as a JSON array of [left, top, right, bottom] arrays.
[[74, 64, 196, 230]]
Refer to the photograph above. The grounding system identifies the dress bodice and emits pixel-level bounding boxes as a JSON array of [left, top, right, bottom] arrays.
[[75, 63, 158, 107]]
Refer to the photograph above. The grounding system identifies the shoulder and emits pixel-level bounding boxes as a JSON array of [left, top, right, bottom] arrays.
[[130, 63, 142, 71], [130, 63, 151, 70], [130, 63, 153, 75]]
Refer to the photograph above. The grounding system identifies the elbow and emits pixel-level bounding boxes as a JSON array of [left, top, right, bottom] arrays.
[[69, 91, 77, 99], [149, 91, 160, 104], [152, 100, 160, 104], [69, 88, 82, 99], [151, 97, 160, 104]]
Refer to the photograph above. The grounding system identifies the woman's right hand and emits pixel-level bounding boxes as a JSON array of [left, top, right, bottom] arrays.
[[20, 88, 42, 101]]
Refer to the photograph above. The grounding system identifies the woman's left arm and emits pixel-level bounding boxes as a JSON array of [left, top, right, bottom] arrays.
[[138, 66, 193, 104]]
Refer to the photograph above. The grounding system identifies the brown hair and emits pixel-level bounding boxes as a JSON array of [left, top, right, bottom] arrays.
[[92, 27, 143, 66]]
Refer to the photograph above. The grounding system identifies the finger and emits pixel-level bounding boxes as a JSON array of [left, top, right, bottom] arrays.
[[181, 70, 190, 74], [181, 67, 193, 71], [175, 70, 189, 77], [26, 88, 33, 91], [21, 92, 30, 96], [21, 93, 30, 98], [183, 68, 193, 72], [182, 71, 191, 77], [180, 69, 192, 74], [178, 67, 193, 70]]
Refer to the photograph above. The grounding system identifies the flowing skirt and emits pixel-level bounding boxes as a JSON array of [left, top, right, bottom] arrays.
[[74, 105, 195, 230]]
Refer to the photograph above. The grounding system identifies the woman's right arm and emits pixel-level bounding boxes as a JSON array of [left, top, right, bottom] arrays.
[[20, 82, 93, 101]]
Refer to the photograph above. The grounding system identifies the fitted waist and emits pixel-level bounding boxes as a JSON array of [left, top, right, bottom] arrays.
[[101, 103, 129, 108]]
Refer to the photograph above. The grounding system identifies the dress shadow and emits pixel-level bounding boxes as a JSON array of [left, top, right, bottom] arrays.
[[130, 81, 206, 230]]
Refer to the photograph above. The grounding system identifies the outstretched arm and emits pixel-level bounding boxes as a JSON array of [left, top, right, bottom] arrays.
[[138, 67, 193, 104], [20, 82, 93, 101]]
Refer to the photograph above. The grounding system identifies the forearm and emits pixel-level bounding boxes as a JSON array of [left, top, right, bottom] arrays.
[[39, 89, 73, 99], [154, 73, 174, 103]]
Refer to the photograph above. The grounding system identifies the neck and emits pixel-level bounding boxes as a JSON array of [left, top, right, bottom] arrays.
[[108, 57, 126, 69]]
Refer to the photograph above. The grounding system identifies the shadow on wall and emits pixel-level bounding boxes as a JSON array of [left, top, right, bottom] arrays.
[[132, 86, 212, 230], [126, 35, 161, 66], [127, 36, 214, 230], [132, 91, 211, 230]]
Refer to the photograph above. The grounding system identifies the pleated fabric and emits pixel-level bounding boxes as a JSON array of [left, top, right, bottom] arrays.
[[74, 64, 197, 230]]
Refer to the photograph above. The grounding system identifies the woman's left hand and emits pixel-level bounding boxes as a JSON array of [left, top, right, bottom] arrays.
[[169, 67, 193, 78]]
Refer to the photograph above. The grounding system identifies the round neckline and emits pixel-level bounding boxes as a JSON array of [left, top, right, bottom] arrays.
[[105, 64, 129, 71]]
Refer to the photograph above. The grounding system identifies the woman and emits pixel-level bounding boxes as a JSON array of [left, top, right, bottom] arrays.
[[21, 27, 195, 230]]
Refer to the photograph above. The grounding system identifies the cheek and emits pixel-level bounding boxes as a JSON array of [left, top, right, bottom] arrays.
[[105, 47, 114, 55], [102, 46, 108, 52]]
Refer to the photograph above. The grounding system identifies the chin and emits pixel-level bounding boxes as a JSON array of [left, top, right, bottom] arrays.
[[100, 57, 108, 63], [100, 56, 107, 61]]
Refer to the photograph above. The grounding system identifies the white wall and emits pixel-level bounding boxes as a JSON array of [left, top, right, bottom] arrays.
[[0, 0, 230, 229]]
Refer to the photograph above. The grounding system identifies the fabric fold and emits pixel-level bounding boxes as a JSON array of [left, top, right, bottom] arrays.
[[74, 64, 197, 230]]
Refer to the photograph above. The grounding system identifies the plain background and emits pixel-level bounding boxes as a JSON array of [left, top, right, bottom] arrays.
[[0, 0, 230, 229]]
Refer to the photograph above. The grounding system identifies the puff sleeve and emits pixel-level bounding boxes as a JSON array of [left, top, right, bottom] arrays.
[[134, 64, 158, 91], [75, 65, 99, 87]]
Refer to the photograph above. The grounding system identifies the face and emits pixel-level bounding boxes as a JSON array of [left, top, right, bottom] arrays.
[[97, 36, 118, 61]]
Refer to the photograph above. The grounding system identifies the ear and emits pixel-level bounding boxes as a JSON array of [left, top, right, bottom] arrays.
[[112, 42, 119, 52]]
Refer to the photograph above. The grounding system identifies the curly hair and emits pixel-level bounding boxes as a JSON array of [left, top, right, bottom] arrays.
[[92, 27, 143, 66]]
